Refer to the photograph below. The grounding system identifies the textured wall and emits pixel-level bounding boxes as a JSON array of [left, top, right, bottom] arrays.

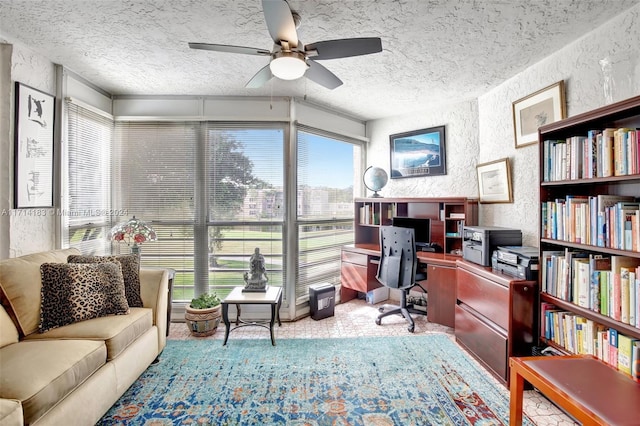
[[477, 4, 640, 246], [366, 100, 479, 199], [4, 41, 57, 257], [367, 4, 639, 247]]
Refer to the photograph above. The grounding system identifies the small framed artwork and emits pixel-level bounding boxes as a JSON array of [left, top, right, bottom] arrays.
[[389, 125, 446, 179], [512, 80, 566, 148], [14, 82, 55, 208], [476, 157, 513, 203]]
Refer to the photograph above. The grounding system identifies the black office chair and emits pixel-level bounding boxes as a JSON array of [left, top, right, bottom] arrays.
[[375, 225, 427, 332]]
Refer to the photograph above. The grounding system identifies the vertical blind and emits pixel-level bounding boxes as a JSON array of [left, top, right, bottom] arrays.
[[65, 100, 113, 255]]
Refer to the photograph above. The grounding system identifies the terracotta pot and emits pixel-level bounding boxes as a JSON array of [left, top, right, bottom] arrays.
[[185, 304, 222, 337]]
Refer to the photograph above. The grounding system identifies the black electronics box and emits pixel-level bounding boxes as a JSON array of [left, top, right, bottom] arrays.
[[462, 225, 522, 266], [491, 245, 539, 280], [309, 283, 335, 320]]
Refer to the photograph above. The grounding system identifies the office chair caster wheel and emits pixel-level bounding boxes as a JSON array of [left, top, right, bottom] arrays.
[[407, 324, 415, 333], [375, 318, 381, 326]]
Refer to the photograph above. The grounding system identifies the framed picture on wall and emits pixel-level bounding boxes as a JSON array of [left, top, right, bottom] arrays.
[[14, 82, 55, 208], [476, 157, 513, 203], [389, 125, 446, 178], [512, 80, 566, 148]]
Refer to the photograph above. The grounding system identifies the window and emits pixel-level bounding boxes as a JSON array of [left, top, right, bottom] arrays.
[[206, 124, 285, 298], [112, 122, 197, 300], [295, 128, 363, 306], [65, 101, 113, 254], [112, 122, 285, 301]]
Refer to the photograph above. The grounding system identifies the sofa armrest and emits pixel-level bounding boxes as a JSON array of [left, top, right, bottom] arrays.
[[139, 268, 169, 352], [0, 398, 23, 425]]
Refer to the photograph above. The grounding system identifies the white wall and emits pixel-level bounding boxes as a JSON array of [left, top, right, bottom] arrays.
[[366, 4, 640, 248], [365, 99, 479, 199], [1, 41, 57, 257], [477, 4, 640, 246]]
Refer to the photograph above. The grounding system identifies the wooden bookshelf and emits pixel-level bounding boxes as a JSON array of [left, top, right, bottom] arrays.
[[537, 95, 640, 377], [354, 197, 478, 254]]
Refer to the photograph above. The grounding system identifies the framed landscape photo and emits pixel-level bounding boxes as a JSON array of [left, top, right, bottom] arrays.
[[14, 82, 55, 208], [476, 157, 513, 203], [512, 80, 566, 148], [389, 125, 446, 179]]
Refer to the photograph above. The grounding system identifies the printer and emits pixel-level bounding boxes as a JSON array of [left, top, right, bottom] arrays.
[[462, 225, 522, 266], [491, 245, 539, 280]]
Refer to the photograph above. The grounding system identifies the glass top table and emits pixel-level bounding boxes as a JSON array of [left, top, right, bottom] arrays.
[[221, 286, 283, 346]]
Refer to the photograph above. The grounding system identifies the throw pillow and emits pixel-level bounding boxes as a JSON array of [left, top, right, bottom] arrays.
[[67, 254, 143, 307], [39, 262, 129, 333]]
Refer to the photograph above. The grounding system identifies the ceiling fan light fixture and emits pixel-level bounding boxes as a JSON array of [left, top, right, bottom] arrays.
[[270, 51, 308, 80]]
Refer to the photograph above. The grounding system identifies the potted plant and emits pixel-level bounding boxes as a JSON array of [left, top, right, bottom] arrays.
[[185, 292, 222, 337]]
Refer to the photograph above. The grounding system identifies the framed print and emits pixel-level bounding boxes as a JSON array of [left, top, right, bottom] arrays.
[[512, 80, 566, 148], [14, 82, 55, 208], [476, 157, 513, 203], [389, 125, 446, 178]]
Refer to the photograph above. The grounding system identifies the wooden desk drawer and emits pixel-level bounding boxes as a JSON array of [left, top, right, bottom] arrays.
[[340, 262, 368, 292], [455, 304, 508, 382], [341, 251, 369, 266], [457, 267, 509, 329]]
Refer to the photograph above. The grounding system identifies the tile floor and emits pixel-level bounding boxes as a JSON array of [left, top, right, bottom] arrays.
[[168, 298, 577, 425]]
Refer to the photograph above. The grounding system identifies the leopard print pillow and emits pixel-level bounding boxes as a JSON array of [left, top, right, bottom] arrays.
[[67, 254, 143, 307], [39, 262, 129, 333]]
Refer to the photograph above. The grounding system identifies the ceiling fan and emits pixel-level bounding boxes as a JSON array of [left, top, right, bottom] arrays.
[[188, 0, 382, 90]]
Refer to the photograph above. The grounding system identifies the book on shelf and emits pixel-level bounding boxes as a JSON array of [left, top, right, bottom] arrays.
[[610, 256, 640, 323], [590, 255, 611, 313], [596, 195, 635, 247], [542, 127, 640, 181], [608, 328, 619, 369], [618, 333, 640, 376], [632, 342, 640, 381], [448, 212, 465, 219]]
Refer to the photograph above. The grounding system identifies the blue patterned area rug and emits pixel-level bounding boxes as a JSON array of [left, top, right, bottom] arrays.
[[99, 334, 533, 425]]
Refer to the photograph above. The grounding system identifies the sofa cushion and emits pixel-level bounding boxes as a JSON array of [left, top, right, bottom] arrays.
[[0, 248, 81, 337], [67, 254, 144, 307], [0, 339, 106, 425], [39, 262, 130, 333], [25, 307, 153, 361], [0, 305, 19, 349]]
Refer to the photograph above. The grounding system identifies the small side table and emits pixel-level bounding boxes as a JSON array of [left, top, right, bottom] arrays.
[[221, 286, 283, 346]]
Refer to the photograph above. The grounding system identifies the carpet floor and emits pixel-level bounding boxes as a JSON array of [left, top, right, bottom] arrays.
[[99, 334, 533, 425]]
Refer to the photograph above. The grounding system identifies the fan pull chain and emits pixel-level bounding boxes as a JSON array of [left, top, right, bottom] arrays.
[[269, 78, 274, 110]]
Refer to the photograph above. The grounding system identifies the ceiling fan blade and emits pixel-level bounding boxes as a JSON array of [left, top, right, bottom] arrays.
[[261, 0, 298, 47], [188, 42, 271, 56], [305, 60, 342, 90], [305, 37, 382, 60], [245, 64, 273, 88]]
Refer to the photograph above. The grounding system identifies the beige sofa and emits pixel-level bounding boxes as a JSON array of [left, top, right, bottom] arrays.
[[0, 248, 169, 425]]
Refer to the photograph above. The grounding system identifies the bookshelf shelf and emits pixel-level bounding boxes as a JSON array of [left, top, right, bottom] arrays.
[[538, 94, 640, 379]]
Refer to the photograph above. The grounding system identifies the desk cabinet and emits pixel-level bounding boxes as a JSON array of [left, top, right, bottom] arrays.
[[455, 260, 537, 385], [340, 246, 380, 302], [423, 260, 456, 328]]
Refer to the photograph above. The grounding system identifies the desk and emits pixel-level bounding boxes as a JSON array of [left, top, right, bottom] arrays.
[[340, 244, 459, 327], [221, 286, 283, 346], [509, 355, 640, 426]]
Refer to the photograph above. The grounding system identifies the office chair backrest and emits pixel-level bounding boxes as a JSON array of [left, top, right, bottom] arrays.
[[376, 225, 417, 290]]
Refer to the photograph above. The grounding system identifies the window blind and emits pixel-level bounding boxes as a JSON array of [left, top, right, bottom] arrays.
[[206, 123, 285, 296], [113, 121, 197, 299], [295, 129, 362, 302], [65, 100, 113, 255]]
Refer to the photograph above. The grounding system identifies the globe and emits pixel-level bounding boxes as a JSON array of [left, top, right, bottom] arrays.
[[363, 166, 388, 198]]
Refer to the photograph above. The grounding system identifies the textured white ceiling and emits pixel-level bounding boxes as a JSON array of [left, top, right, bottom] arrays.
[[0, 0, 637, 120]]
